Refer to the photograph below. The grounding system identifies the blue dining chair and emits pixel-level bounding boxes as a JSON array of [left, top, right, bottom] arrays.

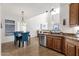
[[22, 32, 30, 47], [14, 32, 22, 47]]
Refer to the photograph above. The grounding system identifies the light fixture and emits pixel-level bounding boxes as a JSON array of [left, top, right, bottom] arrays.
[[20, 10, 26, 25], [20, 10, 27, 32], [51, 8, 60, 15], [50, 8, 54, 12]]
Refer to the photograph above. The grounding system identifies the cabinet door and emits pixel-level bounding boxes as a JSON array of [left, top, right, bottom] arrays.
[[46, 36, 53, 49], [76, 46, 79, 56], [52, 37, 62, 52], [65, 41, 68, 55], [65, 42, 76, 56], [69, 3, 79, 26]]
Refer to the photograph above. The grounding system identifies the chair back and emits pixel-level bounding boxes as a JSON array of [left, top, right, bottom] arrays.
[[22, 32, 29, 41], [14, 32, 22, 39]]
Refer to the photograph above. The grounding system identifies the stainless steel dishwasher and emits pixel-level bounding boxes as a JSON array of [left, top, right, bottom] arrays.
[[39, 34, 46, 47]]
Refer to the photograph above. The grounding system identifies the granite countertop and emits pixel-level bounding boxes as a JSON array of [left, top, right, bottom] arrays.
[[39, 33, 79, 42], [53, 34, 79, 42], [64, 36, 79, 42]]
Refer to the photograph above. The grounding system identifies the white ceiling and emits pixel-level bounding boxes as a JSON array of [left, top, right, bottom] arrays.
[[1, 3, 60, 19]]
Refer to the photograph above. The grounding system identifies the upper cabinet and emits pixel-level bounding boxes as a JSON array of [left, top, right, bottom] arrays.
[[69, 3, 79, 26]]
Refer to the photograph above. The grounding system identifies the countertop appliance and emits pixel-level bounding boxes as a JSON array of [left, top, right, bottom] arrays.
[[76, 30, 79, 38], [39, 34, 46, 47], [51, 24, 61, 33]]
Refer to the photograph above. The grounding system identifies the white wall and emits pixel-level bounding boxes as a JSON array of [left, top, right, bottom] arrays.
[[1, 3, 61, 43], [27, 13, 48, 37], [47, 12, 52, 30], [0, 4, 1, 55], [26, 7, 61, 37], [27, 8, 61, 37], [1, 5, 22, 43], [47, 7, 60, 30], [1, 4, 49, 42]]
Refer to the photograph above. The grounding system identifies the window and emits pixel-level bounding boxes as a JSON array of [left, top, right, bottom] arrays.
[[5, 19, 15, 36]]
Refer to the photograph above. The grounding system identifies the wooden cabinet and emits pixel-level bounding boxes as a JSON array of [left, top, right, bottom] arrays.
[[65, 42, 76, 56], [65, 38, 79, 56], [76, 42, 79, 56], [46, 35, 63, 53], [76, 46, 79, 56], [62, 37, 65, 54], [46, 36, 53, 49], [69, 3, 79, 26], [52, 36, 62, 52], [65, 39, 76, 56]]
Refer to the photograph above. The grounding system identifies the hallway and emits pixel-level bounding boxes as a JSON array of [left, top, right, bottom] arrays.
[[1, 37, 64, 56]]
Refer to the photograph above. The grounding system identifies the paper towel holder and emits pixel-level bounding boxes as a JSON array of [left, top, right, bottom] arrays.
[[63, 19, 66, 25]]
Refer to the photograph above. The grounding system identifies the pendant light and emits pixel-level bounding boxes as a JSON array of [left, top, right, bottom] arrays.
[[20, 10, 27, 32], [21, 10, 26, 25]]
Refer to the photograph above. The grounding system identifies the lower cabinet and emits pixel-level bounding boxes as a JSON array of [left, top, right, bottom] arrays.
[[52, 36, 62, 52], [46, 35, 79, 56], [65, 39, 76, 56], [46, 36, 63, 52], [76, 46, 79, 56], [46, 36, 53, 49]]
